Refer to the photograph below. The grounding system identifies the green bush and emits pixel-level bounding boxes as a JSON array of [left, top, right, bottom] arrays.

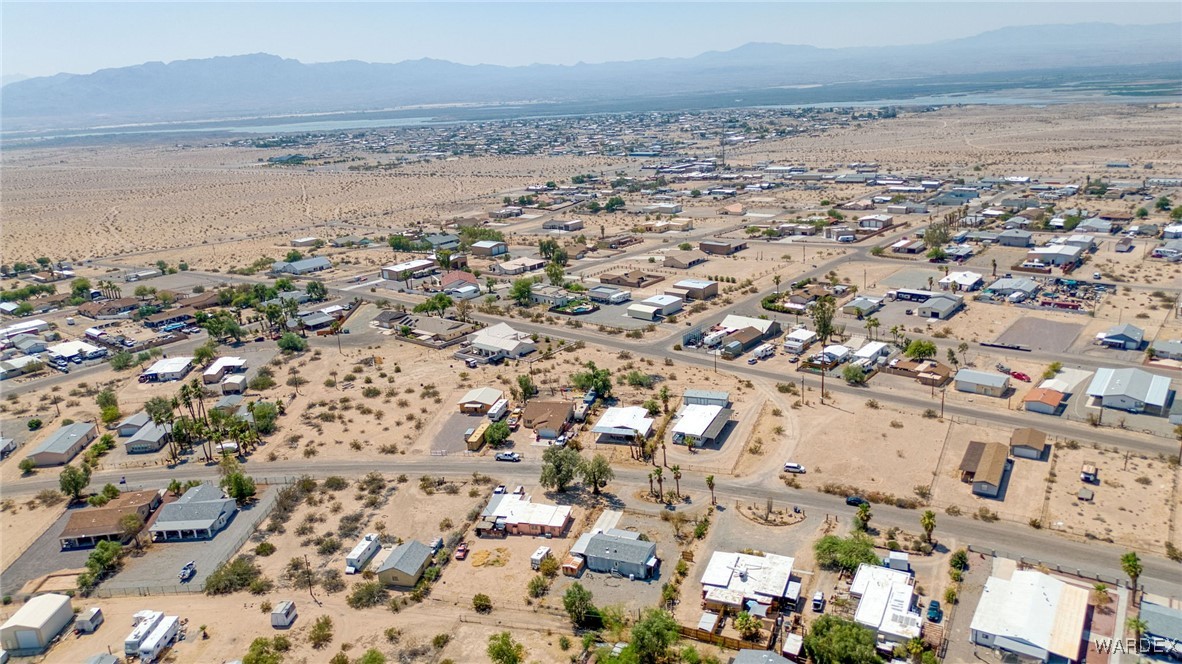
[[345, 581, 388, 609], [204, 556, 265, 595]]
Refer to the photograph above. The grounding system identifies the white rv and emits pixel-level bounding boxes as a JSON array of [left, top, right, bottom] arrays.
[[138, 615, 179, 664], [487, 398, 509, 421], [346, 533, 381, 574], [124, 611, 164, 656], [753, 344, 775, 360]]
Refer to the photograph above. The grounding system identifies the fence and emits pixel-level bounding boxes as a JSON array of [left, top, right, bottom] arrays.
[[966, 545, 1129, 588], [677, 625, 774, 651]]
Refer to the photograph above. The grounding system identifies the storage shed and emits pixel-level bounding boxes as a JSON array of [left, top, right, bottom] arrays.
[[0, 593, 74, 654], [954, 369, 1011, 397]]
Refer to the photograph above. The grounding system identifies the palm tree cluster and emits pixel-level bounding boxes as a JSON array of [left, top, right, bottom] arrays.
[[95, 280, 123, 299], [146, 379, 262, 463]]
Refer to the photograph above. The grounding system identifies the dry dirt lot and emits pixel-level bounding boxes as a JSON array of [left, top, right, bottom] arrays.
[[929, 420, 1048, 524], [1043, 443, 1181, 554]]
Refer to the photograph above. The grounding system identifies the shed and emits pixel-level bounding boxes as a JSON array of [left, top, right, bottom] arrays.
[[456, 387, 504, 414], [1009, 428, 1049, 460], [0, 593, 74, 653], [626, 304, 660, 321], [271, 601, 297, 628], [117, 411, 152, 437]]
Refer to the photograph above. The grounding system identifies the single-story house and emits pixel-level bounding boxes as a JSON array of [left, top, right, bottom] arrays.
[[221, 375, 246, 395], [425, 233, 461, 251], [150, 483, 237, 541], [1140, 602, 1182, 660], [783, 328, 818, 354], [469, 240, 508, 257], [0, 593, 74, 654], [202, 356, 247, 384], [937, 271, 984, 292], [959, 441, 1011, 497], [672, 279, 719, 301], [997, 229, 1034, 247], [543, 219, 584, 232], [330, 235, 367, 248], [290, 237, 319, 247], [592, 406, 654, 444], [59, 490, 161, 549], [850, 564, 921, 649], [718, 314, 781, 339], [25, 421, 97, 467], [124, 422, 172, 454], [271, 256, 331, 275], [600, 271, 664, 289], [140, 356, 194, 383], [663, 250, 708, 269], [1153, 239, 1182, 260], [917, 295, 964, 320], [985, 277, 1041, 300], [78, 297, 140, 319], [12, 335, 47, 354], [521, 400, 574, 439], [970, 570, 1088, 663], [854, 341, 891, 364], [403, 316, 474, 343], [671, 404, 731, 447], [476, 493, 572, 537], [725, 327, 767, 356], [1086, 367, 1173, 415], [1064, 234, 1097, 250], [46, 340, 102, 361], [0, 356, 47, 380], [954, 369, 1011, 397], [456, 387, 504, 414], [1097, 323, 1144, 350], [466, 323, 536, 360], [577, 530, 658, 580], [1022, 388, 1065, 415], [380, 258, 436, 281], [530, 284, 573, 307], [701, 551, 796, 612], [376, 540, 434, 588], [117, 411, 152, 437], [842, 297, 883, 317], [683, 389, 731, 408], [1009, 428, 1049, 460], [490, 256, 546, 276]]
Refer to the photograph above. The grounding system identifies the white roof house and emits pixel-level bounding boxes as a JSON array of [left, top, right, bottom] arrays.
[[937, 271, 984, 291], [854, 341, 891, 361], [700, 551, 795, 608], [202, 356, 246, 382], [468, 323, 535, 358], [671, 405, 732, 445], [456, 387, 504, 410], [481, 493, 572, 531], [591, 407, 654, 442], [719, 314, 777, 336], [783, 328, 817, 352], [46, 340, 101, 359], [970, 570, 1089, 663], [141, 356, 194, 381], [0, 319, 49, 339], [850, 564, 921, 646]]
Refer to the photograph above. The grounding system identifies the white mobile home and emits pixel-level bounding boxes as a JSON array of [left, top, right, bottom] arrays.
[[346, 534, 381, 574], [137, 615, 179, 664], [124, 611, 164, 656], [783, 328, 817, 354]]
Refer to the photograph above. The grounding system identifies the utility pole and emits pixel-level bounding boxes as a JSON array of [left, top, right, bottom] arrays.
[[304, 554, 319, 605], [940, 389, 946, 419]]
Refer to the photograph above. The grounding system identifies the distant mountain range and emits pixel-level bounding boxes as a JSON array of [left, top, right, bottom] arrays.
[[2, 22, 1179, 131]]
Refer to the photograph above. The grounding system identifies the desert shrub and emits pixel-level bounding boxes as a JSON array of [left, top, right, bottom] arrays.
[[433, 633, 451, 649], [308, 615, 334, 648], [346, 581, 388, 609], [472, 593, 493, 613], [204, 555, 264, 595], [254, 542, 276, 557]]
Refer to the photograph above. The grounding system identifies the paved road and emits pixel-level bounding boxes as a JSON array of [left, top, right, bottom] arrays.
[[9, 456, 1179, 596]]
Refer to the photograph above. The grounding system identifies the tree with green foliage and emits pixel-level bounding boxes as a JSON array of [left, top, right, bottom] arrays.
[[539, 445, 583, 493], [516, 375, 536, 401], [509, 278, 535, 306], [604, 196, 626, 212], [630, 608, 680, 664], [1121, 551, 1142, 594], [571, 361, 612, 397], [854, 503, 872, 532], [814, 534, 880, 573], [804, 615, 882, 664], [305, 280, 328, 301], [284, 250, 304, 263], [414, 293, 453, 317], [545, 261, 565, 287], [59, 464, 92, 501], [579, 454, 614, 495], [277, 333, 307, 353], [734, 611, 762, 640], [484, 420, 511, 448], [811, 295, 837, 342], [1136, 207, 1149, 219], [920, 510, 936, 543], [539, 238, 560, 260], [842, 364, 867, 386], [562, 582, 595, 626], [904, 339, 937, 360], [1155, 196, 1171, 211], [487, 632, 525, 664], [221, 472, 257, 505]]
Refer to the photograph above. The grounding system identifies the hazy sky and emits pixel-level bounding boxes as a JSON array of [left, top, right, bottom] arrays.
[[4, 2, 1180, 78]]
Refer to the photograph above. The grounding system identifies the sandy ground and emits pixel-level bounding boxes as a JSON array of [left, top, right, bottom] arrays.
[[0, 498, 67, 573]]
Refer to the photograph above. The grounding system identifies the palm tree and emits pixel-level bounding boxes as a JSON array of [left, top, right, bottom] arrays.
[[990, 258, 997, 277], [1121, 551, 1142, 598], [1091, 583, 1110, 608], [920, 510, 936, 543], [671, 465, 682, 499], [1126, 617, 1148, 643], [652, 468, 664, 499], [772, 274, 782, 295], [705, 475, 715, 505], [658, 386, 671, 414], [864, 316, 880, 341], [647, 472, 655, 496]]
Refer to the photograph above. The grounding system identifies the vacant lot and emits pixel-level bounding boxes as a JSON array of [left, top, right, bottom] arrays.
[[995, 317, 1085, 353]]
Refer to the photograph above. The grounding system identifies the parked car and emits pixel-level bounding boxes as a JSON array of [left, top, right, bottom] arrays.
[[812, 591, 825, 612], [1093, 272, 1102, 280], [493, 485, 507, 494], [454, 542, 469, 560], [927, 600, 943, 623], [995, 363, 1011, 374], [788, 356, 799, 364], [1010, 371, 1031, 382], [512, 485, 525, 495], [507, 409, 522, 431], [846, 496, 869, 507], [465, 358, 479, 369], [783, 462, 806, 474], [905, 309, 914, 316], [747, 357, 758, 365], [495, 452, 522, 463]]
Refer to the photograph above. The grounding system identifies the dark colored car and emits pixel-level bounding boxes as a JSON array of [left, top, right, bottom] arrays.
[[927, 600, 943, 623], [846, 496, 869, 507]]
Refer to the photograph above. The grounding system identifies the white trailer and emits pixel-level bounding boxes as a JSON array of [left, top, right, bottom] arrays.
[[346, 534, 381, 574], [753, 343, 775, 359], [124, 611, 163, 656], [75, 607, 104, 634], [530, 546, 552, 570], [137, 615, 179, 664], [271, 601, 297, 628], [487, 399, 509, 422]]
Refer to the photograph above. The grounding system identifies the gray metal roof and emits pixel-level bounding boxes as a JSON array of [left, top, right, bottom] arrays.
[[29, 422, 95, 456], [274, 256, 331, 272], [585, 532, 656, 566], [118, 411, 152, 430], [129, 422, 171, 444], [733, 650, 792, 664], [1104, 323, 1144, 343], [151, 482, 234, 531], [684, 389, 730, 402], [1087, 367, 1171, 407], [955, 368, 1010, 388], [377, 540, 432, 576], [1142, 602, 1182, 642], [921, 296, 961, 314]]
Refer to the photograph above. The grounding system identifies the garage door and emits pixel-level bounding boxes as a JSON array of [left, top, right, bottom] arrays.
[[16, 628, 41, 649]]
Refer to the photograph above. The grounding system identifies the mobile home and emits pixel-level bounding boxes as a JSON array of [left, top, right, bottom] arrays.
[[346, 534, 381, 574], [137, 615, 179, 664], [124, 611, 164, 656]]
